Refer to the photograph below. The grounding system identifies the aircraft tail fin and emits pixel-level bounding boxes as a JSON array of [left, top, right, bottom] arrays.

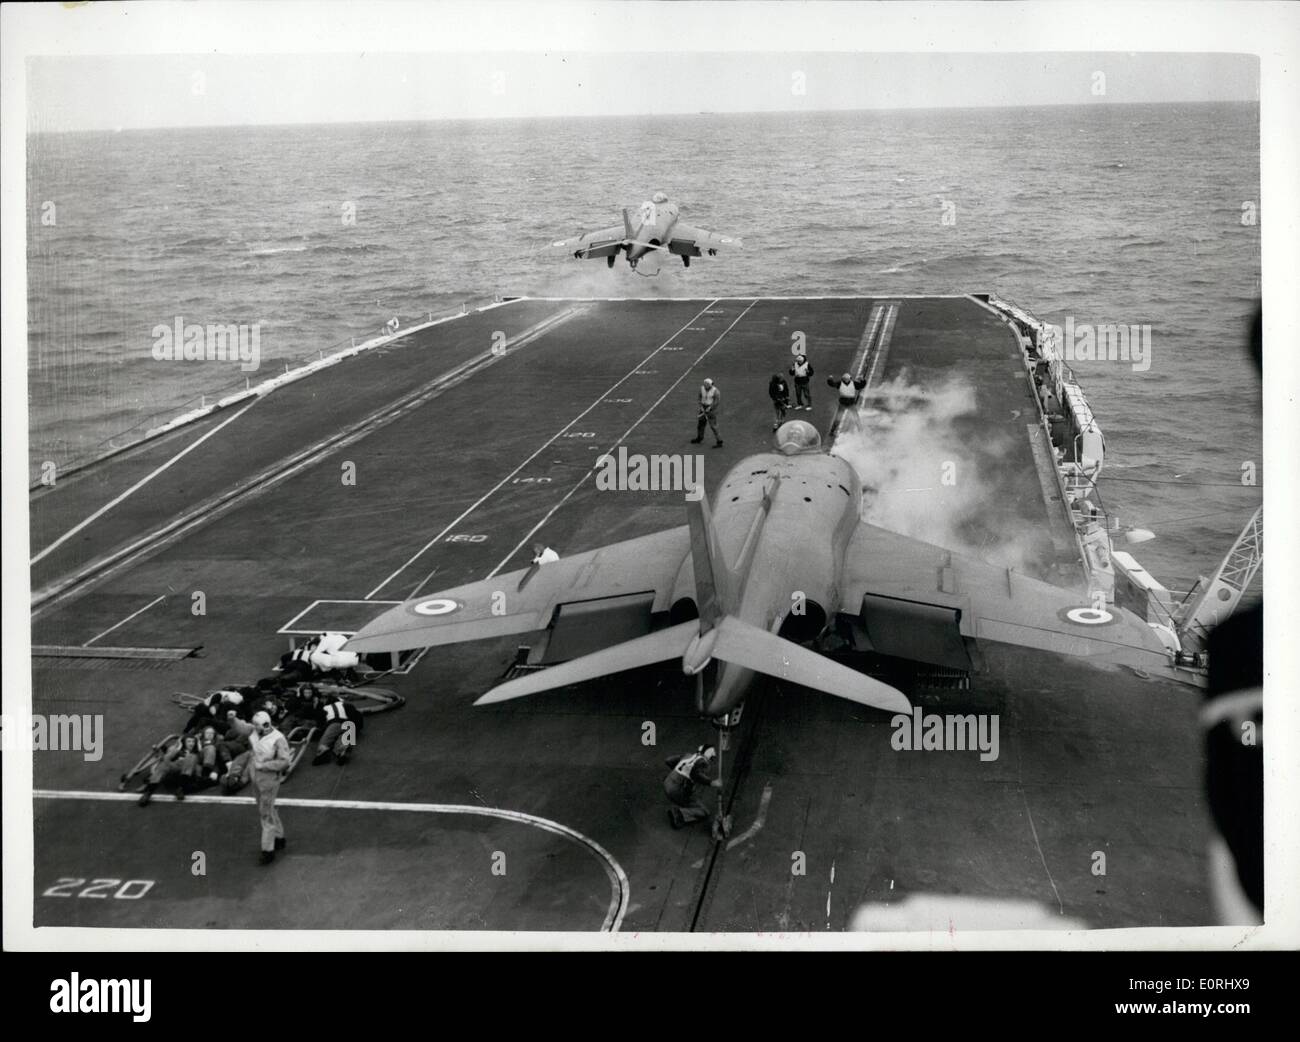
[[474, 620, 698, 705], [686, 488, 734, 629], [709, 616, 910, 714]]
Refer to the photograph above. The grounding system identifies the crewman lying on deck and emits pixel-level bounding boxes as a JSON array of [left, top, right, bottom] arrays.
[[663, 745, 721, 829], [311, 693, 365, 766], [829, 372, 868, 406], [278, 641, 317, 684], [279, 632, 360, 681], [183, 689, 246, 734]]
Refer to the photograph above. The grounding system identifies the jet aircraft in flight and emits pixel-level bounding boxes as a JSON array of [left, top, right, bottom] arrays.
[[550, 192, 742, 275]]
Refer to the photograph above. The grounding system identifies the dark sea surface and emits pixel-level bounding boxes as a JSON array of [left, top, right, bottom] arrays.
[[26, 102, 1261, 588]]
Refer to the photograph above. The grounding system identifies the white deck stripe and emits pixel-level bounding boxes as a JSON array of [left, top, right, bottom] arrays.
[[488, 299, 759, 577], [364, 299, 722, 599], [34, 788, 629, 932], [31, 400, 259, 567], [82, 595, 166, 647]]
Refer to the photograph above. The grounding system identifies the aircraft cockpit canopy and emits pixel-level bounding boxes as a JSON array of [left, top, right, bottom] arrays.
[[775, 419, 822, 455], [651, 191, 669, 204]]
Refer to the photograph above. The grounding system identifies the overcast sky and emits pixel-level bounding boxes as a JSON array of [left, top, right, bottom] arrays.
[[5, 2, 1262, 133], [25, 50, 1258, 133]]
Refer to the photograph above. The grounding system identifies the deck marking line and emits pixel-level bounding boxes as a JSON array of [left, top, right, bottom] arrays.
[[365, 299, 723, 598], [1019, 788, 1064, 916], [31, 400, 259, 567], [34, 789, 629, 932], [828, 305, 884, 442], [82, 594, 166, 646], [32, 309, 582, 614], [863, 303, 899, 390], [488, 299, 759, 576], [725, 782, 773, 850]]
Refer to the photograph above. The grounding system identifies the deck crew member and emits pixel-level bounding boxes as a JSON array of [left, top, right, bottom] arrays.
[[312, 694, 365, 766], [279, 638, 319, 684], [249, 710, 292, 865], [691, 379, 723, 447], [789, 355, 814, 409], [137, 735, 201, 806], [768, 373, 791, 429], [663, 745, 721, 828], [183, 689, 245, 734], [829, 372, 868, 406], [518, 542, 561, 591]]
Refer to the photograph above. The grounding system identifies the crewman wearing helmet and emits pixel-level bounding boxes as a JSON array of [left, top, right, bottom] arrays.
[[248, 710, 292, 865], [663, 745, 721, 829], [829, 371, 867, 406]]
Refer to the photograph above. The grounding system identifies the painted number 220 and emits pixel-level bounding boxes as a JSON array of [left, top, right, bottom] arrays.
[[42, 878, 154, 899]]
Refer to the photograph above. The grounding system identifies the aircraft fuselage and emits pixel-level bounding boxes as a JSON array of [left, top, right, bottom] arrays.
[[625, 199, 680, 267], [689, 450, 863, 716]]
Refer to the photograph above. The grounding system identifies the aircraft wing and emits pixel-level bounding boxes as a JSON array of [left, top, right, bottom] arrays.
[[550, 224, 627, 259], [839, 523, 1177, 675], [668, 222, 743, 257], [346, 526, 689, 654]]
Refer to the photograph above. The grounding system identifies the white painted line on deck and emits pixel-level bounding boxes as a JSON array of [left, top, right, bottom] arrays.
[[34, 788, 629, 932], [488, 299, 758, 577], [31, 400, 259, 567], [364, 299, 723, 599], [83, 595, 166, 647], [726, 782, 773, 850]]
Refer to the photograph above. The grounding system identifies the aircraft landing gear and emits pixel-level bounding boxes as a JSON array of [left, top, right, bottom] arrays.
[[681, 255, 690, 268], [708, 702, 743, 842], [607, 254, 616, 268]]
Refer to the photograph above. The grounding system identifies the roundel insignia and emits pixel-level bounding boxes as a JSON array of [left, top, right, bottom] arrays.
[[1059, 605, 1115, 626], [413, 598, 460, 617]]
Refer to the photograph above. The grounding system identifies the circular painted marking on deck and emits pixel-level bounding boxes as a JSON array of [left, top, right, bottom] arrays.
[[1060, 606, 1115, 626], [412, 598, 460, 617], [33, 790, 629, 932]]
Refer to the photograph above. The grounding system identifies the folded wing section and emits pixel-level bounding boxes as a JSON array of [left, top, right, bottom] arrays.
[[347, 526, 689, 654], [840, 523, 1176, 674]]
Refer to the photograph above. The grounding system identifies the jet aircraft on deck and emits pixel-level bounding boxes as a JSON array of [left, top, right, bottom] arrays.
[[348, 420, 1185, 724]]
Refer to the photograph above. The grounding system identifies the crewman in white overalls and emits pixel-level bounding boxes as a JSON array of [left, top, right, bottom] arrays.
[[691, 379, 723, 447], [248, 710, 292, 865]]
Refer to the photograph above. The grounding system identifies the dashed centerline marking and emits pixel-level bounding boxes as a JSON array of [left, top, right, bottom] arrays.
[[365, 299, 726, 599], [488, 299, 759, 577]]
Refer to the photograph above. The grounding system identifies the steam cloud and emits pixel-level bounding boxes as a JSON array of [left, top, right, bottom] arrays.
[[831, 372, 1049, 576]]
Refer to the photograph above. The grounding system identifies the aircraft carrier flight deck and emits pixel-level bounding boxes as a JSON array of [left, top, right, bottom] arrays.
[[28, 295, 1213, 933]]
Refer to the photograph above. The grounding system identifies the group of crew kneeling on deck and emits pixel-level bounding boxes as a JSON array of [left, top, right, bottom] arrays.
[[136, 681, 364, 806]]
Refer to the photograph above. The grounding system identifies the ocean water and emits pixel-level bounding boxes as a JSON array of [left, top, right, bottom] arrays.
[[26, 102, 1261, 588]]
